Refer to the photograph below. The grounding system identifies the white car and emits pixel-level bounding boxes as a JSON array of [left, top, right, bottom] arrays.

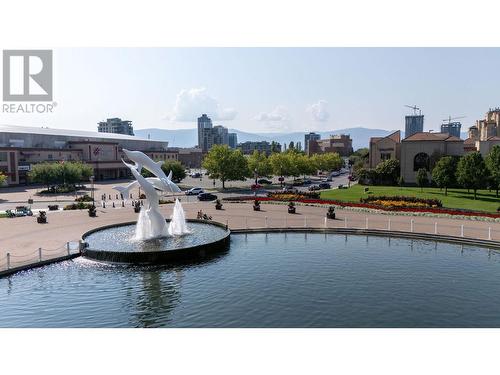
[[185, 187, 204, 195]]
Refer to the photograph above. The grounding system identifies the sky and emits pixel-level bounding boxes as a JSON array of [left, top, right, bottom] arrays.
[[2, 48, 500, 134]]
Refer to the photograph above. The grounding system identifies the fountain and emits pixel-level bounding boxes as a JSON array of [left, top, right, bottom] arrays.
[[81, 150, 230, 264]]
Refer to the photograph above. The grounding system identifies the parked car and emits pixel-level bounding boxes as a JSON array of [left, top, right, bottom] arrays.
[[14, 206, 33, 217], [348, 175, 356, 181], [185, 187, 204, 195], [190, 172, 202, 178], [292, 179, 304, 186], [330, 171, 341, 177], [308, 184, 320, 191], [318, 182, 331, 189], [198, 192, 218, 201], [302, 179, 312, 185], [257, 178, 272, 185], [282, 186, 298, 193], [251, 183, 262, 190]]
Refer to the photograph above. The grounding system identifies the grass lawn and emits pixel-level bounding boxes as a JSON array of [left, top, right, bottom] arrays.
[[320, 184, 500, 213]]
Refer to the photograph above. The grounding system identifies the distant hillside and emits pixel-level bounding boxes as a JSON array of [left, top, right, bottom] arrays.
[[135, 127, 400, 150]]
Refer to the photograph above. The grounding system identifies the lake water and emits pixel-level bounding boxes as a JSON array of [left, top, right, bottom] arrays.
[[1, 233, 500, 327]]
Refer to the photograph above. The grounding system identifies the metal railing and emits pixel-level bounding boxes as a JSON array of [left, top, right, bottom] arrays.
[[0, 241, 82, 273], [235, 214, 497, 242]]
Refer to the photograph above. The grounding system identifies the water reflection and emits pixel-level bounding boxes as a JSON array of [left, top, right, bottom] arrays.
[[128, 270, 181, 328]]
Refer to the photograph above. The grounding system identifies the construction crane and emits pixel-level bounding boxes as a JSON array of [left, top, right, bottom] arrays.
[[405, 105, 422, 116], [442, 115, 466, 124]]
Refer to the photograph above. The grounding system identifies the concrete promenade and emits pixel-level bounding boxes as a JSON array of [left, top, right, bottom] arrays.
[[1, 200, 500, 273]]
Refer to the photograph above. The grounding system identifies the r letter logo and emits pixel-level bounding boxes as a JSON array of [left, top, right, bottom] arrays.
[[3, 50, 53, 101]]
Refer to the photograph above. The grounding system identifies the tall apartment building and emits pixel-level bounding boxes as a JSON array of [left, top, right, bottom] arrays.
[[440, 122, 462, 138], [213, 125, 229, 146], [196, 113, 235, 151], [405, 115, 424, 138], [304, 132, 320, 154], [197, 114, 213, 151], [97, 118, 134, 136], [228, 133, 238, 148]]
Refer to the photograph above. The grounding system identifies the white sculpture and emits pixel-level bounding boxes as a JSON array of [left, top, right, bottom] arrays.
[[114, 149, 189, 240]]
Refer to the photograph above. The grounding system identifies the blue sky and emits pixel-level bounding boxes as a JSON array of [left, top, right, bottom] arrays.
[[2, 48, 500, 133]]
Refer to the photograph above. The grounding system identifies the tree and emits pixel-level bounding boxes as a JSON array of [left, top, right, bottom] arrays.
[[431, 156, 457, 195], [456, 152, 489, 199], [202, 145, 249, 189], [416, 168, 428, 192], [247, 151, 272, 180], [28, 162, 57, 188], [142, 160, 186, 182], [0, 172, 6, 186], [375, 159, 400, 185], [312, 153, 343, 173], [349, 148, 369, 166], [295, 154, 316, 177], [485, 145, 500, 197], [270, 141, 281, 154], [269, 152, 296, 183]]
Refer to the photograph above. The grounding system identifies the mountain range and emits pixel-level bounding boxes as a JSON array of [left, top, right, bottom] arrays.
[[135, 127, 469, 150], [135, 127, 398, 150]]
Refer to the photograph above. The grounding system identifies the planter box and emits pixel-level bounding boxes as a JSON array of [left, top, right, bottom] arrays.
[[288, 207, 296, 214]]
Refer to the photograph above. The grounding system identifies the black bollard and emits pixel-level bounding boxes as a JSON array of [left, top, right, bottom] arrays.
[[103, 202, 106, 208], [122, 201, 125, 207], [112, 202, 115, 208]]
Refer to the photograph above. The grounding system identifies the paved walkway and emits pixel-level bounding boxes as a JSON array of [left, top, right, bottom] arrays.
[[1, 200, 499, 272]]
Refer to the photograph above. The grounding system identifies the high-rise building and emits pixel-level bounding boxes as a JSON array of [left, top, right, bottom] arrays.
[[197, 114, 233, 151], [213, 125, 229, 146], [228, 133, 238, 148], [197, 114, 213, 151], [97, 118, 134, 136], [304, 132, 320, 154], [440, 122, 462, 138], [405, 115, 424, 138]]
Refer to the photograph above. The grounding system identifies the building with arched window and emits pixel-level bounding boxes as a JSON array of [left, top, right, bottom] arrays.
[[400, 132, 464, 184]]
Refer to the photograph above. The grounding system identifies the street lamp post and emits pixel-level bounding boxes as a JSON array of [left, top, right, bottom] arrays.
[[90, 175, 95, 207], [254, 168, 258, 197]]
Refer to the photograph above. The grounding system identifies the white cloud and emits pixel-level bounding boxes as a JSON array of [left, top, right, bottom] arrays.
[[255, 105, 289, 122], [166, 88, 237, 121], [307, 100, 330, 122]]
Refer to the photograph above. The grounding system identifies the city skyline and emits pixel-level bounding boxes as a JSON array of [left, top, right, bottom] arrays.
[[2, 48, 500, 134]]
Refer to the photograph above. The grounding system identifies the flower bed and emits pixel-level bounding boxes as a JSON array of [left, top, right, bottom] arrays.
[[267, 191, 320, 200], [75, 194, 93, 202], [223, 196, 500, 219], [360, 195, 442, 209], [64, 202, 94, 210]]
